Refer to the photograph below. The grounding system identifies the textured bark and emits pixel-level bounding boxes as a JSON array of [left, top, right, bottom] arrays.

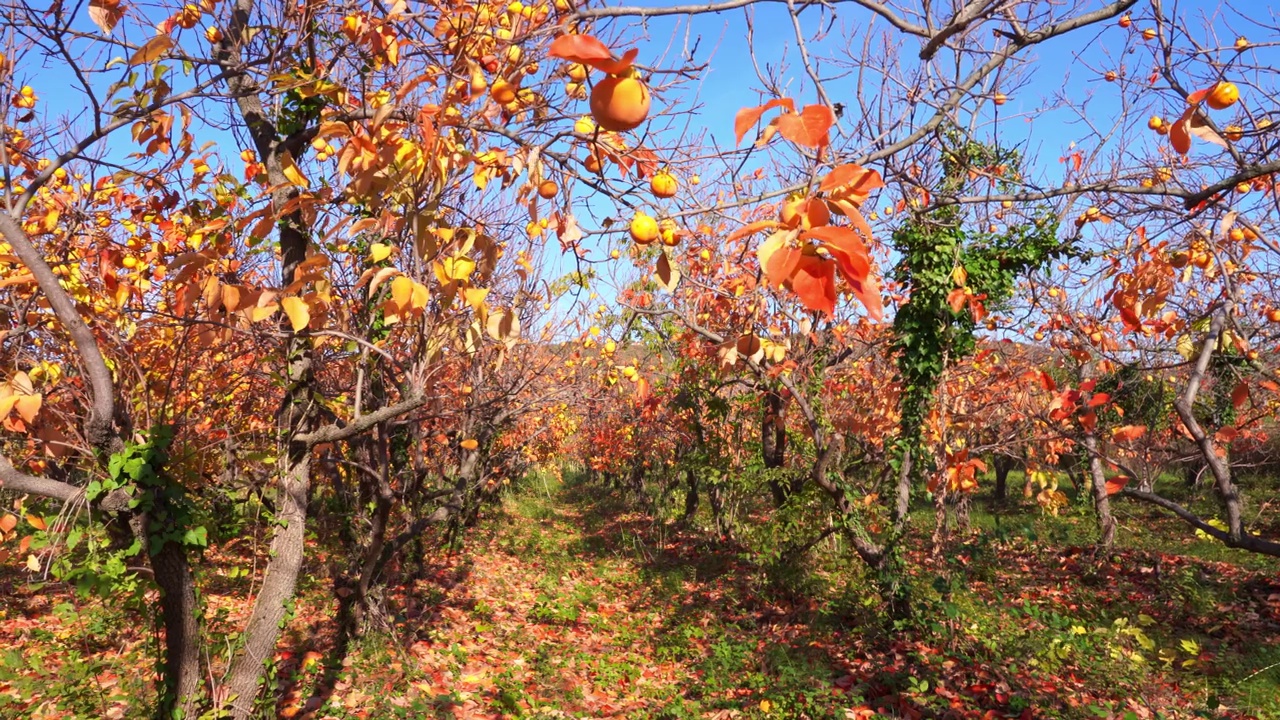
[[146, 528, 202, 719], [762, 390, 792, 505], [1084, 432, 1116, 550], [221, 448, 311, 718]]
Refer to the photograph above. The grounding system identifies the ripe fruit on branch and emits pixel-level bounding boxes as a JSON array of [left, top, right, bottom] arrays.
[[589, 70, 650, 132], [993, 92, 1007, 105], [1206, 81, 1239, 110], [630, 211, 658, 245], [491, 78, 518, 104], [650, 170, 677, 198], [1118, 14, 1131, 28], [659, 218, 679, 247], [538, 180, 558, 199]]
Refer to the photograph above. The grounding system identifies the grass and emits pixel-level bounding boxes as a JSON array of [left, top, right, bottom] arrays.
[[0, 467, 1277, 719]]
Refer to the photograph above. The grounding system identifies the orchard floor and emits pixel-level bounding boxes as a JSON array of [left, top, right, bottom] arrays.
[[1, 473, 1279, 719]]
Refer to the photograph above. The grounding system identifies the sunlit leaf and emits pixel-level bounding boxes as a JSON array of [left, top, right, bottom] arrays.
[[281, 296, 310, 332], [129, 35, 174, 66]]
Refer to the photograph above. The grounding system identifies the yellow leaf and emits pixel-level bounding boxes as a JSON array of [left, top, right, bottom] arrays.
[[250, 303, 280, 322], [463, 286, 489, 311], [759, 699, 772, 713], [281, 296, 310, 332], [460, 438, 479, 450], [26, 554, 40, 572], [390, 275, 414, 308], [129, 35, 174, 66], [27, 514, 47, 531], [369, 243, 393, 263], [411, 282, 429, 310], [280, 151, 309, 188]]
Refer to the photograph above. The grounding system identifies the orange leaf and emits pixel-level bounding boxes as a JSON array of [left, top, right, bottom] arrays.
[[733, 98, 795, 146], [26, 514, 46, 531], [788, 255, 837, 316], [460, 438, 479, 450], [946, 288, 968, 313], [819, 163, 884, 196], [803, 226, 882, 319], [547, 34, 637, 74], [130, 35, 174, 66], [1087, 392, 1111, 408], [1105, 475, 1132, 496], [726, 218, 782, 243], [757, 230, 801, 288], [1111, 425, 1147, 442], [774, 104, 835, 148], [0, 514, 15, 534]]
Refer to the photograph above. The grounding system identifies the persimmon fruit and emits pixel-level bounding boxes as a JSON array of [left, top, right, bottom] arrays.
[[589, 71, 650, 132]]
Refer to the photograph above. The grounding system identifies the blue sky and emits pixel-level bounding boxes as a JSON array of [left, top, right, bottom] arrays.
[[20, 0, 1266, 335]]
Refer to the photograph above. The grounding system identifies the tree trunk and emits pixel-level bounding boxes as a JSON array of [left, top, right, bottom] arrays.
[[762, 390, 792, 505], [681, 468, 699, 522], [1084, 432, 1116, 550], [993, 454, 1015, 501], [220, 445, 310, 718], [147, 525, 202, 719]]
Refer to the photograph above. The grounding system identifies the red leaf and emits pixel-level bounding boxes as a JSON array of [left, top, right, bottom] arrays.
[[1231, 381, 1249, 410], [1105, 475, 1132, 496], [1111, 425, 1147, 442], [819, 164, 884, 196], [733, 98, 795, 146], [788, 255, 837, 316], [1087, 392, 1111, 408], [947, 288, 968, 313], [804, 226, 869, 278], [804, 226, 882, 319], [775, 104, 835, 148]]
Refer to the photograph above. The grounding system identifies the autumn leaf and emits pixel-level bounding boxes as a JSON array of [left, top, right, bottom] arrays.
[[733, 98, 795, 146], [655, 252, 679, 292], [1231, 381, 1249, 410], [369, 243, 394, 263], [27, 514, 47, 531], [130, 35, 175, 66], [547, 34, 638, 74], [1105, 475, 1132, 496], [88, 0, 125, 34], [774, 104, 835, 148], [757, 230, 801, 288], [820, 163, 885, 196], [726, 218, 782, 243], [460, 438, 479, 450], [280, 151, 310, 188], [1111, 425, 1147, 442], [788, 255, 837, 316], [281, 296, 310, 332]]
